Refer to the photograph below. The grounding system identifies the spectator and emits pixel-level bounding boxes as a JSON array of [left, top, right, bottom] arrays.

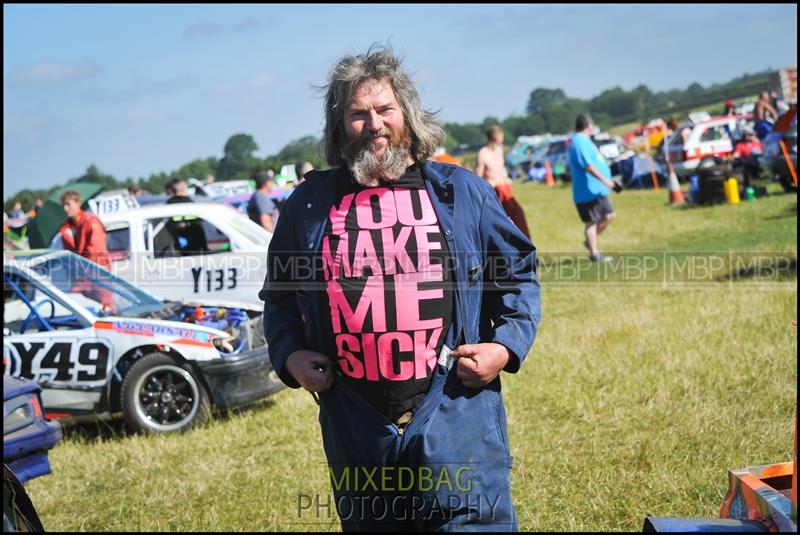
[[165, 178, 193, 204], [476, 124, 531, 238], [58, 191, 111, 270], [8, 201, 25, 220], [568, 113, 621, 262], [732, 128, 763, 187], [57, 191, 114, 310], [25, 198, 44, 219], [163, 178, 208, 255], [754, 90, 778, 140], [724, 99, 736, 116], [294, 161, 314, 185], [527, 161, 546, 183], [247, 171, 277, 232]]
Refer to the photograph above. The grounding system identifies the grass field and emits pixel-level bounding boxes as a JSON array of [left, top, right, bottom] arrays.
[[25, 181, 797, 531]]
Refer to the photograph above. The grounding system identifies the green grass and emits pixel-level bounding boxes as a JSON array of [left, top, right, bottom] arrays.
[[25, 184, 797, 531]]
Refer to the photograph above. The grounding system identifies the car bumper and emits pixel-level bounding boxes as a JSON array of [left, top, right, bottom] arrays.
[[4, 420, 63, 484], [197, 347, 285, 410], [670, 159, 700, 177]]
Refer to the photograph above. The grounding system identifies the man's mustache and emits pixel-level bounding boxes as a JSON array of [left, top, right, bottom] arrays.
[[360, 127, 391, 145]]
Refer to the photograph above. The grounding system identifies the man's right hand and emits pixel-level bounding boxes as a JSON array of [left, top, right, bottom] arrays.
[[285, 350, 334, 392]]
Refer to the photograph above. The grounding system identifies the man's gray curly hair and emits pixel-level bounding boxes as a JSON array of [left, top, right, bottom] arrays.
[[320, 44, 445, 168]]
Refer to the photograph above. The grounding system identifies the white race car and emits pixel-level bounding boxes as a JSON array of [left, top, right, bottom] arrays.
[[50, 201, 271, 308], [3, 250, 283, 433]]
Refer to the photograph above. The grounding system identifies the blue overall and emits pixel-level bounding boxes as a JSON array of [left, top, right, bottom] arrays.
[[261, 161, 542, 531]]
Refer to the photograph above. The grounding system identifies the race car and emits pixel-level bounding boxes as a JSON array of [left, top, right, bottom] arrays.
[[3, 250, 284, 434], [49, 201, 271, 307]]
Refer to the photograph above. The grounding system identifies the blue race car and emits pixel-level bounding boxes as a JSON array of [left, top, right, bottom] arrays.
[[3, 375, 63, 484]]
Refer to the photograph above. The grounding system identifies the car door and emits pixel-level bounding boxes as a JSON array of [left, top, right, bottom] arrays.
[[139, 211, 261, 305], [698, 123, 734, 158], [102, 215, 142, 299], [3, 270, 114, 417]]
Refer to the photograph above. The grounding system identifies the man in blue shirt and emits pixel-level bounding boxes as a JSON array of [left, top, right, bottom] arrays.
[[568, 114, 621, 262], [247, 171, 277, 232]]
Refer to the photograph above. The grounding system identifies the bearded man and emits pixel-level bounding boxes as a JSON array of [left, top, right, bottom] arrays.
[[260, 45, 541, 531]]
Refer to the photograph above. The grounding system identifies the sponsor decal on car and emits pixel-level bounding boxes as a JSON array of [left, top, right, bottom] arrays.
[[96, 320, 212, 343]]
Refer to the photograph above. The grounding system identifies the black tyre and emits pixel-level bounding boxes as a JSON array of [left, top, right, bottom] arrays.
[[120, 352, 210, 433]]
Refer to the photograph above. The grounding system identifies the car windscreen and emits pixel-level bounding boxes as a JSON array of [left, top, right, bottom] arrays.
[[226, 213, 272, 247], [29, 254, 164, 317], [669, 127, 692, 148]]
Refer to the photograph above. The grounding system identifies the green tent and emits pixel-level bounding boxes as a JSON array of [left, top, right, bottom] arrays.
[[27, 183, 104, 249]]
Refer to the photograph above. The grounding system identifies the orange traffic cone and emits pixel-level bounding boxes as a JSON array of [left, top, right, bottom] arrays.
[[667, 167, 685, 205], [544, 160, 555, 186]]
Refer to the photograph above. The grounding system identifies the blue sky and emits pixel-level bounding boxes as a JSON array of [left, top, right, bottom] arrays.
[[4, 3, 797, 199]]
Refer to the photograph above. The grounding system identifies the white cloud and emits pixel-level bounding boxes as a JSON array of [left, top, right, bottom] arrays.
[[7, 60, 102, 88], [125, 106, 160, 121], [186, 16, 265, 38], [185, 21, 224, 38], [232, 16, 263, 31], [3, 112, 51, 137], [249, 72, 275, 90]]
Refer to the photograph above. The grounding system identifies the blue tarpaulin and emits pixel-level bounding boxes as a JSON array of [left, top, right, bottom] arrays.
[[618, 155, 668, 189]]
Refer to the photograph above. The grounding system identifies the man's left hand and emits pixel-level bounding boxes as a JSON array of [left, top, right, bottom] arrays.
[[452, 343, 510, 388]]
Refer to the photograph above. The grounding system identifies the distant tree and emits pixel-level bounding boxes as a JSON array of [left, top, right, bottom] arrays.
[[139, 171, 171, 195], [590, 86, 632, 119], [173, 158, 216, 182], [526, 88, 567, 115], [218, 134, 259, 181], [5, 190, 36, 213], [502, 114, 546, 138], [631, 84, 654, 121], [443, 122, 485, 147], [73, 164, 120, 190], [592, 112, 613, 131], [481, 116, 501, 130], [275, 135, 324, 169], [539, 98, 587, 134], [686, 82, 704, 100]]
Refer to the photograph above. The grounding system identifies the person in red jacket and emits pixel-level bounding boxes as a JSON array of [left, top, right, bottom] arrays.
[[58, 190, 114, 310], [58, 191, 111, 269]]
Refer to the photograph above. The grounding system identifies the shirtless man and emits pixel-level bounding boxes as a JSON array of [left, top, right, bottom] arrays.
[[753, 90, 778, 140], [476, 124, 512, 188], [476, 124, 531, 238]]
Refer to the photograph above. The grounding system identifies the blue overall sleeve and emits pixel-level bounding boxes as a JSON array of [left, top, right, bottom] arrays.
[[259, 194, 305, 389], [479, 190, 541, 373]]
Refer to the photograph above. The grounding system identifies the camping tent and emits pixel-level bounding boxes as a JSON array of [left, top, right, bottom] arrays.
[[26, 183, 104, 249], [617, 155, 667, 189]]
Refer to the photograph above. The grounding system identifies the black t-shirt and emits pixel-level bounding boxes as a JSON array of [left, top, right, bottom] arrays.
[[318, 164, 453, 422]]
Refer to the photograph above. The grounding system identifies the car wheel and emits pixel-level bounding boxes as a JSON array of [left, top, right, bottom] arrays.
[[121, 352, 210, 433]]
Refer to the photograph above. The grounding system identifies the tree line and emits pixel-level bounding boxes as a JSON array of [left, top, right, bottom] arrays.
[[443, 69, 772, 150], [5, 68, 773, 213]]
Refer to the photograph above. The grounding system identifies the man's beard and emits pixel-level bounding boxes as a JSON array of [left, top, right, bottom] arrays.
[[342, 126, 412, 187]]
